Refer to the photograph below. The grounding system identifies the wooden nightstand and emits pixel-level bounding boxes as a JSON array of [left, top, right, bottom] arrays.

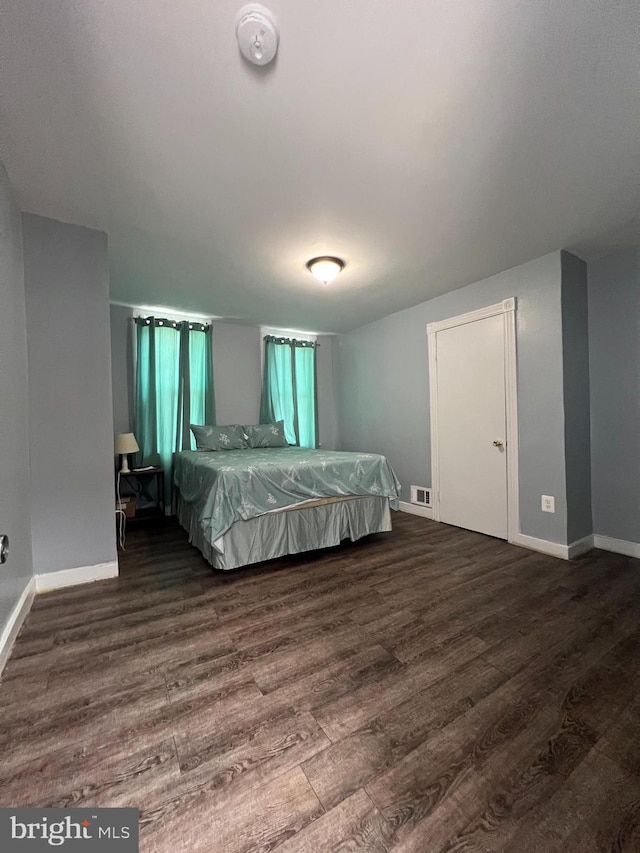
[[116, 466, 165, 523]]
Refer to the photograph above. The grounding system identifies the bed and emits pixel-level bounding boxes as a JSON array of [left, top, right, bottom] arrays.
[[173, 446, 401, 570]]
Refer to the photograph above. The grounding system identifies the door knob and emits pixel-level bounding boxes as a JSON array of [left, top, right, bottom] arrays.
[[0, 534, 8, 564], [492, 440, 504, 447]]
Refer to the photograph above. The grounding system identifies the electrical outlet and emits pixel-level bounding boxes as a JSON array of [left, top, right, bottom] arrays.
[[541, 495, 555, 513]]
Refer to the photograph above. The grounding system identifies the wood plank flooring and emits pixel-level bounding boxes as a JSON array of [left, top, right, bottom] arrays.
[[1, 514, 640, 851]]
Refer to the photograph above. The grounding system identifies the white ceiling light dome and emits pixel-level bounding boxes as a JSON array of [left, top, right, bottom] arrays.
[[306, 256, 346, 285], [235, 5, 279, 66]]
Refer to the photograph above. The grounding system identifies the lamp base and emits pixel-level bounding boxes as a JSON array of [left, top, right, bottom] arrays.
[[120, 455, 131, 474]]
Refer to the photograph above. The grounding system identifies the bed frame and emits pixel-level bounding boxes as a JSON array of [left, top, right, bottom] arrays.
[[176, 492, 392, 571]]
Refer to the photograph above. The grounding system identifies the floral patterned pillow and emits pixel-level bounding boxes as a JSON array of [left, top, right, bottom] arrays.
[[244, 421, 289, 448], [190, 424, 248, 451]]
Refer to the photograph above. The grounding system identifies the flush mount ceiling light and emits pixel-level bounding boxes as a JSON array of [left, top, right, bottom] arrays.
[[306, 256, 345, 285]]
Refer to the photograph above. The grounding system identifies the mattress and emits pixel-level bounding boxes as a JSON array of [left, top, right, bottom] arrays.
[[173, 446, 401, 571], [173, 446, 401, 543]]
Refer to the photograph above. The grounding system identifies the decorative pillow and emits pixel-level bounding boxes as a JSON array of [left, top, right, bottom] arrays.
[[190, 424, 248, 451], [244, 421, 288, 448]]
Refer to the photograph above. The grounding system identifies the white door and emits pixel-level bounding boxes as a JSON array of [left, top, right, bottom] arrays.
[[434, 313, 508, 539]]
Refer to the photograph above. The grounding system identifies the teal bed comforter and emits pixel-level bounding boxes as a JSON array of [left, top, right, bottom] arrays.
[[174, 447, 401, 543]]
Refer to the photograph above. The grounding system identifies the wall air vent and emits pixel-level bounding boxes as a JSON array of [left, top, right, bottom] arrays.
[[410, 485, 432, 508]]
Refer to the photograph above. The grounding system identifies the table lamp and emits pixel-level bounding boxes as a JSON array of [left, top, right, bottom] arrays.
[[114, 432, 140, 474]]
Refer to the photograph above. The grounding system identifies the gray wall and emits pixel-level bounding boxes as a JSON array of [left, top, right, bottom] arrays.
[[213, 326, 340, 444], [23, 214, 117, 574], [109, 314, 341, 445], [561, 251, 592, 542], [110, 303, 134, 433], [212, 321, 262, 426], [109, 312, 264, 431], [317, 336, 339, 449], [0, 164, 33, 633], [337, 252, 571, 544], [588, 248, 640, 544]]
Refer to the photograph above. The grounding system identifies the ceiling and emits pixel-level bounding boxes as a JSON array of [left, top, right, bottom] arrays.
[[1, 1, 638, 333]]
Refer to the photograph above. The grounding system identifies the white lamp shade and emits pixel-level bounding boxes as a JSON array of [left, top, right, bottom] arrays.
[[306, 256, 345, 284], [114, 432, 139, 455]]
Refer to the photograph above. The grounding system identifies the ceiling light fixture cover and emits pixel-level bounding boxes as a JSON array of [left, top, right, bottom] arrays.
[[306, 256, 345, 284], [235, 5, 279, 66]]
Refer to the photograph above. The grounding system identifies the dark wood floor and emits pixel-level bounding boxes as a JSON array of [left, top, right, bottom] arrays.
[[1, 514, 640, 852]]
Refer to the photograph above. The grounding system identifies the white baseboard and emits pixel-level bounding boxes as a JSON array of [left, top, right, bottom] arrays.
[[510, 532, 639, 561], [509, 533, 572, 559], [567, 534, 595, 559], [35, 560, 119, 593], [593, 535, 640, 559], [510, 533, 593, 560], [399, 501, 434, 520], [0, 577, 36, 676], [403, 513, 638, 563]]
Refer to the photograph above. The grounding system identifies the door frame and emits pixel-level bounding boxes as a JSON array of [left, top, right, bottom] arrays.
[[427, 298, 519, 543]]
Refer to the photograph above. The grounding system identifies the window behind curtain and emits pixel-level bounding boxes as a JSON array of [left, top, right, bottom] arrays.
[[260, 336, 317, 448], [293, 346, 316, 448], [188, 330, 211, 440], [135, 317, 215, 495]]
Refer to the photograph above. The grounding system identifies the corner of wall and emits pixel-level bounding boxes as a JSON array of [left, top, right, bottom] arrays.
[[0, 162, 35, 655], [23, 215, 118, 575], [587, 247, 640, 545], [560, 251, 593, 544]]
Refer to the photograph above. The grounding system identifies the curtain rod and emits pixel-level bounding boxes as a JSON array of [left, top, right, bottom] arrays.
[[130, 316, 210, 331], [263, 335, 320, 347], [128, 319, 320, 344]]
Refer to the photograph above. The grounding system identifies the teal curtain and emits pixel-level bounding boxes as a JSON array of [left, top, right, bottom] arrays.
[[260, 336, 318, 448], [135, 317, 215, 497]]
